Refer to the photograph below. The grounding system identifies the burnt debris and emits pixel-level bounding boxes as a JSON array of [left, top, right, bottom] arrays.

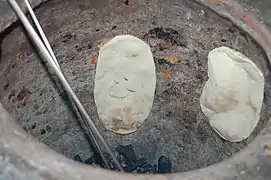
[[154, 56, 174, 66], [158, 156, 172, 173], [136, 158, 147, 167], [85, 153, 104, 167], [124, 161, 137, 172], [73, 155, 83, 162], [75, 144, 172, 174], [16, 86, 32, 101], [116, 144, 137, 162], [149, 27, 187, 47], [62, 33, 77, 43], [154, 57, 167, 65]]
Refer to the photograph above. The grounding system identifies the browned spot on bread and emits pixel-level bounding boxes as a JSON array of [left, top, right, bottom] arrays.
[[112, 118, 122, 131], [111, 107, 134, 131], [214, 88, 239, 112]]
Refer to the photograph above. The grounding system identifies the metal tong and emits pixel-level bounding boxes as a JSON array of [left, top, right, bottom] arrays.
[[7, 0, 123, 171]]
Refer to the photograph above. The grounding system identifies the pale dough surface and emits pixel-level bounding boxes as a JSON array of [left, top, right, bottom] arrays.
[[200, 46, 265, 142], [94, 35, 156, 134]]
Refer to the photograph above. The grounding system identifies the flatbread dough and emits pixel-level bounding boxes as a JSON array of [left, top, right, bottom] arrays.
[[200, 46, 265, 142], [94, 35, 156, 134]]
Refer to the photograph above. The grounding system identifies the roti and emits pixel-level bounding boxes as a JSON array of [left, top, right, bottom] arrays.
[[94, 35, 156, 134], [200, 46, 265, 142]]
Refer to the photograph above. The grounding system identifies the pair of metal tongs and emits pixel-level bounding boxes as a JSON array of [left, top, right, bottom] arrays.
[[7, 0, 123, 171]]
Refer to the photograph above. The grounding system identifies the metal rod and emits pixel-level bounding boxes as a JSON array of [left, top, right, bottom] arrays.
[[74, 105, 110, 168], [23, 0, 60, 69], [23, 0, 110, 168], [8, 0, 123, 171]]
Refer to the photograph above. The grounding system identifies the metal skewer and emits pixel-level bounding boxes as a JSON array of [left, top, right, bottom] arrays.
[[22, 0, 111, 168], [23, 0, 60, 69], [8, 0, 123, 171]]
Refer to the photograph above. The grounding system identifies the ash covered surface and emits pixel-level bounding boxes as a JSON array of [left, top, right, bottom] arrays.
[[1, 0, 271, 173]]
